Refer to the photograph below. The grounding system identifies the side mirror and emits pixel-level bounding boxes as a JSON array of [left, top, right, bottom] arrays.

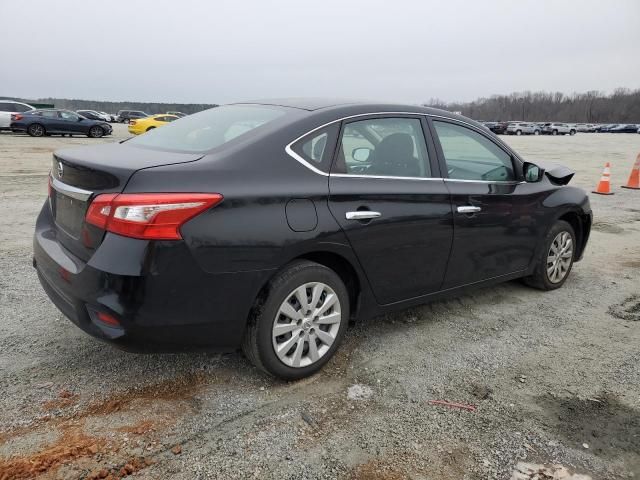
[[523, 162, 544, 182], [77, 117, 83, 121], [352, 147, 372, 162]]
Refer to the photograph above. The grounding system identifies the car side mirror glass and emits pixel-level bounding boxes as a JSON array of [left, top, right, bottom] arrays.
[[524, 162, 544, 182], [352, 147, 372, 162]]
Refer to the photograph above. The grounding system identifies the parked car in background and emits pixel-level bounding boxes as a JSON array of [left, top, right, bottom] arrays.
[[98, 111, 117, 122], [637, 126, 640, 134], [609, 124, 638, 133], [77, 110, 106, 121], [167, 111, 187, 118], [0, 100, 35, 130], [33, 99, 592, 379], [541, 123, 576, 135], [117, 110, 149, 123], [10, 109, 112, 138], [128, 114, 179, 135], [506, 122, 541, 135], [597, 124, 617, 132], [487, 121, 508, 134]]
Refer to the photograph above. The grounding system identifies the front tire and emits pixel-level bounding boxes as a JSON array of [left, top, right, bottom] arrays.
[[569, 130, 576, 136], [516, 130, 522, 136], [27, 123, 45, 137], [523, 220, 576, 291], [88, 126, 104, 138], [552, 129, 558, 136], [242, 260, 349, 380]]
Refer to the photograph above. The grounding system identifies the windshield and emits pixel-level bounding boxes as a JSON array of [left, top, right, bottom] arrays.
[[127, 105, 287, 152]]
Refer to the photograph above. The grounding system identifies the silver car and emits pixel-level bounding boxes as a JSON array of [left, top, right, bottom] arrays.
[[542, 123, 576, 135], [506, 122, 541, 135]]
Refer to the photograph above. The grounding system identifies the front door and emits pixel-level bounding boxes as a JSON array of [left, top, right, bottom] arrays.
[[328, 116, 453, 305], [58, 110, 83, 134], [430, 119, 536, 288]]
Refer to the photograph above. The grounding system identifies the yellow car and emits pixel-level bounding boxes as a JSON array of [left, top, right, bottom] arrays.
[[128, 114, 179, 135]]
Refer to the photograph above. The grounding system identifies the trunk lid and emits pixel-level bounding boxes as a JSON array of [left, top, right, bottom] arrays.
[[49, 143, 203, 261]]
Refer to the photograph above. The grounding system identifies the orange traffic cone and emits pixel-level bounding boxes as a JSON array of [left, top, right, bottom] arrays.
[[621, 154, 640, 190], [593, 162, 614, 195]]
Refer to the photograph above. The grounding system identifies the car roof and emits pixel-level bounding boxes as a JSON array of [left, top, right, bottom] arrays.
[[230, 98, 478, 126]]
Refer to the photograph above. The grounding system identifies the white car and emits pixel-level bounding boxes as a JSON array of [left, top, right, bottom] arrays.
[[98, 111, 116, 122], [0, 100, 35, 130], [506, 122, 541, 135]]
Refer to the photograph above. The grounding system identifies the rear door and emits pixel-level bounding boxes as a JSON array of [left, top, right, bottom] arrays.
[[0, 102, 17, 128], [430, 118, 536, 288], [328, 115, 453, 305]]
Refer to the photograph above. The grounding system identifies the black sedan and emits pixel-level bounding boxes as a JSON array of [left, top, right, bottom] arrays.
[[11, 109, 112, 138], [33, 99, 592, 379]]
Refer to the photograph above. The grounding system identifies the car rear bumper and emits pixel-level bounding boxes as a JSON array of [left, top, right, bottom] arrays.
[[33, 202, 272, 352]]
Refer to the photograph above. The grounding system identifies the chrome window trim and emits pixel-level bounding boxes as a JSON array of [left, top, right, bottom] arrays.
[[50, 175, 93, 201], [331, 173, 444, 182], [284, 111, 522, 184]]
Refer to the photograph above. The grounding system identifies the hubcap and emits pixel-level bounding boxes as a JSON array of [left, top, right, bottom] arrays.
[[272, 282, 341, 368], [32, 125, 43, 136], [547, 231, 573, 283]]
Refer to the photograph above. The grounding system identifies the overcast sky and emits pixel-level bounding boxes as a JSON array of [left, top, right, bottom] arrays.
[[1, 0, 638, 105]]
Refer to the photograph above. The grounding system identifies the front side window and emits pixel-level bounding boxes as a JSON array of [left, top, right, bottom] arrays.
[[60, 111, 79, 121], [290, 123, 340, 173], [334, 117, 430, 178], [128, 105, 287, 153], [433, 121, 515, 182]]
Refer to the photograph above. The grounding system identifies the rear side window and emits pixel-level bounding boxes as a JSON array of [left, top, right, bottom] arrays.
[[433, 121, 515, 182], [13, 103, 32, 113], [334, 117, 431, 178], [128, 105, 287, 153], [0, 102, 16, 111], [290, 123, 340, 173]]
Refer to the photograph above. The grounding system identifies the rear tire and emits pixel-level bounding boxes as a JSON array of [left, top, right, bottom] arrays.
[[523, 220, 576, 291], [88, 126, 104, 138], [27, 123, 45, 137], [242, 260, 349, 380], [569, 130, 576, 136]]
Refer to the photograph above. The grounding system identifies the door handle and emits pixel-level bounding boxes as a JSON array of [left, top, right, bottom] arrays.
[[346, 211, 382, 220], [457, 206, 482, 214]]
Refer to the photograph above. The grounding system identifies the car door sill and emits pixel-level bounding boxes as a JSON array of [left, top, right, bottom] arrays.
[[378, 269, 528, 310]]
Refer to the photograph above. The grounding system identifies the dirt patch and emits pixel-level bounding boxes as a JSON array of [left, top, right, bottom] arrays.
[[536, 393, 640, 458], [591, 222, 624, 234], [349, 459, 408, 480], [0, 424, 104, 480], [0, 372, 206, 445], [41, 389, 80, 411], [608, 295, 640, 321]]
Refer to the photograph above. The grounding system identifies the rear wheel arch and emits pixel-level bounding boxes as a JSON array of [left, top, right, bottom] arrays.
[[295, 251, 361, 319]]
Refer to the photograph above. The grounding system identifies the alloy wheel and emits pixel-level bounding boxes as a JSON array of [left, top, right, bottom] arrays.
[[272, 282, 342, 368], [29, 124, 44, 137], [547, 231, 573, 283]]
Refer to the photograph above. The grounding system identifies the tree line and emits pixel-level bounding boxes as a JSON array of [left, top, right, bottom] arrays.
[[1, 96, 217, 115], [424, 88, 640, 123]]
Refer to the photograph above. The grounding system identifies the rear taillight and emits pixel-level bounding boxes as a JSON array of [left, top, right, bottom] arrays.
[[11, 114, 23, 121], [85, 193, 223, 240]]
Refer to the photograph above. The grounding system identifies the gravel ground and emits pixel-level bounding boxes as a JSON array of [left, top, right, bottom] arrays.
[[0, 126, 639, 479]]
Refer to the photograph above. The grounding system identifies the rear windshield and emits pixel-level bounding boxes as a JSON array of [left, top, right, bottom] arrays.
[[127, 105, 287, 153]]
